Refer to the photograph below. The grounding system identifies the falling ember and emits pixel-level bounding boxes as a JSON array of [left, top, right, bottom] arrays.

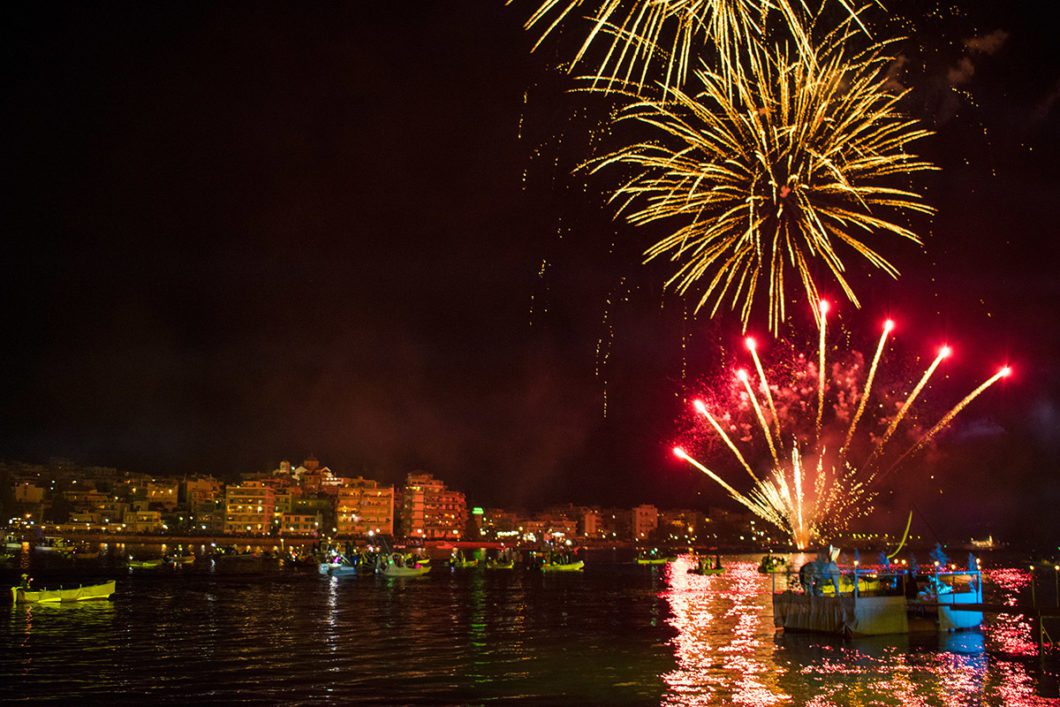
[[673, 308, 1012, 548]]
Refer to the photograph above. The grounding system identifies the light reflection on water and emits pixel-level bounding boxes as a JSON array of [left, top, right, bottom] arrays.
[[660, 556, 1058, 706], [0, 550, 1056, 703]]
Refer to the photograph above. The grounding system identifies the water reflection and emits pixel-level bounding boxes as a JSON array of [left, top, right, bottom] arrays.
[[1, 552, 1055, 703], [663, 557, 789, 705], [661, 554, 1056, 705]]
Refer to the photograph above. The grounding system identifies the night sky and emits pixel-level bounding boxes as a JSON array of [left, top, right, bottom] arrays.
[[2, 2, 1058, 540]]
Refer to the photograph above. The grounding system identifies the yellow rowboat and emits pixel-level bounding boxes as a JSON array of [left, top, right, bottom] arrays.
[[11, 580, 116, 604], [128, 558, 164, 570], [636, 557, 676, 566], [485, 560, 515, 570], [541, 560, 584, 572], [166, 555, 195, 565], [381, 564, 431, 577]]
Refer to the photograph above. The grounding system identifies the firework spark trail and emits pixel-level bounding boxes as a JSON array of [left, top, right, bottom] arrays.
[[746, 336, 781, 438], [793, 446, 806, 549], [591, 31, 937, 333], [816, 299, 829, 436], [674, 446, 785, 527], [510, 0, 881, 96], [694, 399, 760, 482], [738, 368, 780, 465], [843, 318, 893, 456], [675, 307, 1010, 548], [862, 344, 950, 471], [880, 366, 1012, 481]]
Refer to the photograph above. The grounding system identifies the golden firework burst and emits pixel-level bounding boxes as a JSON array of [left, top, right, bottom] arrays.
[[592, 32, 936, 332]]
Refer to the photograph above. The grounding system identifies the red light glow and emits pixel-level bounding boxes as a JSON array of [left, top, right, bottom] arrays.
[[999, 366, 1012, 378], [736, 369, 749, 382], [693, 399, 708, 415], [673, 446, 687, 459], [883, 319, 895, 332], [745, 336, 757, 351], [939, 345, 952, 359], [819, 300, 830, 315]]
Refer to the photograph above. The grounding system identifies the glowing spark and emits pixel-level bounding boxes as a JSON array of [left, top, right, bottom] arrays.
[[693, 400, 759, 483], [843, 318, 893, 455], [679, 311, 1010, 548], [747, 336, 781, 438], [883, 366, 1012, 478], [816, 299, 829, 436], [738, 368, 779, 465], [591, 30, 936, 332], [510, 0, 878, 96], [863, 344, 950, 471]]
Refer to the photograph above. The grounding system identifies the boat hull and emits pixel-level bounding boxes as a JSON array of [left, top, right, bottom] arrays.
[[128, 559, 163, 569], [541, 561, 584, 572], [381, 566, 430, 577], [12, 580, 116, 604]]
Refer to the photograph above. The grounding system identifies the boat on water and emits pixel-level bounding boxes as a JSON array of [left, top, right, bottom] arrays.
[[485, 559, 515, 570], [448, 550, 479, 569], [485, 550, 516, 570], [636, 549, 676, 565], [968, 535, 999, 550], [11, 579, 116, 604], [127, 558, 164, 570], [328, 564, 358, 577], [772, 547, 984, 637], [35, 537, 75, 556], [4, 535, 22, 550], [378, 553, 430, 577], [165, 555, 195, 566], [688, 555, 725, 575], [758, 554, 788, 574], [637, 556, 677, 566], [540, 559, 584, 572]]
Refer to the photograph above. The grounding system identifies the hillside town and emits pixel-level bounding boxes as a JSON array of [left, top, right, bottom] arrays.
[[0, 456, 773, 547]]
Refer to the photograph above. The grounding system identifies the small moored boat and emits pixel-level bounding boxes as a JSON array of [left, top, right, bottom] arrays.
[[11, 579, 116, 604], [541, 560, 584, 572], [378, 553, 430, 577], [688, 554, 725, 575], [127, 558, 164, 570], [758, 554, 788, 574]]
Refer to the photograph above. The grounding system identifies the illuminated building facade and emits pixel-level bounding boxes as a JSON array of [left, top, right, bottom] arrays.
[[224, 481, 275, 535], [400, 472, 466, 539], [632, 504, 659, 541], [336, 477, 395, 536]]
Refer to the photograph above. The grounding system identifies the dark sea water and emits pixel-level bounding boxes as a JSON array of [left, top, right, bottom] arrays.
[[2, 547, 1058, 704]]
